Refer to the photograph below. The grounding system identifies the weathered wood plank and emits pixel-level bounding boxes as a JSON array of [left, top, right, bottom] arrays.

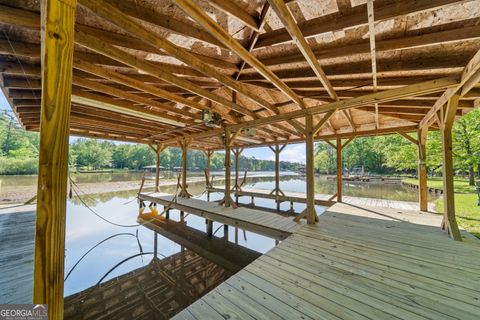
[[34, 0, 76, 318]]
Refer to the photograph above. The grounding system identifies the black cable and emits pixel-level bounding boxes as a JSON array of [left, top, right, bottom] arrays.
[[96, 252, 154, 285], [64, 232, 143, 281]]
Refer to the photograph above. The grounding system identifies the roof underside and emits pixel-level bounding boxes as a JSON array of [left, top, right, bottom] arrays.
[[0, 0, 479, 150]]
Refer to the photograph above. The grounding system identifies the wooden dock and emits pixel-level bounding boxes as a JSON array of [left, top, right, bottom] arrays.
[[137, 213, 261, 273], [207, 186, 435, 212], [138, 193, 304, 240], [0, 204, 36, 303], [208, 186, 335, 207], [173, 202, 480, 320]]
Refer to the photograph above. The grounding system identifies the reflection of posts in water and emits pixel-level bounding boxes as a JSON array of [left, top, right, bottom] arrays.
[[178, 138, 192, 198], [223, 224, 229, 241], [203, 150, 214, 189], [154, 232, 158, 259], [206, 219, 213, 237]]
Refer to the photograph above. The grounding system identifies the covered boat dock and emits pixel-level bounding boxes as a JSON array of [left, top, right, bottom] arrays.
[[0, 0, 479, 318]]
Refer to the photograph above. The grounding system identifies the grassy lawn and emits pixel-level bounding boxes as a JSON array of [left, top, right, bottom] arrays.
[[402, 177, 480, 238], [435, 194, 480, 238], [402, 177, 475, 193]]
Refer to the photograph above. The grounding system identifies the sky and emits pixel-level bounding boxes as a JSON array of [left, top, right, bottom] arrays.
[[0, 90, 307, 163]]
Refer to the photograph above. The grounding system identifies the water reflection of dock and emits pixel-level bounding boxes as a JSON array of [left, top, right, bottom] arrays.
[[137, 213, 261, 273], [64, 250, 230, 320]]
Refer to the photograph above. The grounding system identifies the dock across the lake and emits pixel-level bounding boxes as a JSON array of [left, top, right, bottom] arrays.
[[172, 202, 480, 320], [207, 186, 335, 207], [207, 186, 435, 212]]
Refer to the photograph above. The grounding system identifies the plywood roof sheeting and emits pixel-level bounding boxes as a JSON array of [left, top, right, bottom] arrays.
[[0, 0, 479, 149]]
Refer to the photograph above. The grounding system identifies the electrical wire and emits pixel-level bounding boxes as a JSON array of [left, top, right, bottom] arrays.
[[96, 252, 154, 285], [68, 172, 183, 228], [64, 232, 143, 281]]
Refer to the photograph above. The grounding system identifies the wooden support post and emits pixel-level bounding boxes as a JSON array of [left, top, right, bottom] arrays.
[[153, 232, 158, 259], [204, 149, 213, 189], [269, 144, 287, 207], [232, 147, 244, 192], [417, 129, 428, 212], [305, 115, 317, 224], [336, 138, 343, 202], [166, 209, 170, 220], [154, 144, 165, 193], [206, 219, 214, 237], [178, 138, 191, 198], [33, 0, 77, 317], [223, 224, 229, 240], [219, 128, 238, 208], [440, 94, 462, 240]]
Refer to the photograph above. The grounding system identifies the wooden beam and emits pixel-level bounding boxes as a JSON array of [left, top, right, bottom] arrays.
[[73, 31, 256, 118], [440, 94, 462, 240], [234, 2, 271, 80], [419, 49, 480, 128], [78, 0, 280, 114], [254, 0, 464, 48], [398, 132, 419, 145], [257, 24, 480, 71], [101, 0, 224, 48], [219, 129, 237, 208], [305, 114, 317, 224], [71, 83, 188, 127], [336, 138, 343, 202], [159, 77, 458, 145], [73, 58, 209, 113], [417, 128, 428, 212], [267, 0, 338, 101], [172, 0, 305, 108], [226, 77, 458, 131], [0, 3, 235, 71], [313, 110, 335, 136], [207, 0, 260, 31], [178, 138, 192, 198], [366, 0, 379, 130], [34, 0, 76, 318]]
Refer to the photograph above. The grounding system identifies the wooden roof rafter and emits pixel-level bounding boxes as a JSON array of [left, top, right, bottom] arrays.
[[0, 0, 478, 150], [171, 0, 305, 109]]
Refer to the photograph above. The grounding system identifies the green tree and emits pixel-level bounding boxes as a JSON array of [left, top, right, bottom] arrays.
[[70, 139, 113, 169]]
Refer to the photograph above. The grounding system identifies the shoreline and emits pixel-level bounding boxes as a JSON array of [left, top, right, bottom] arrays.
[[0, 174, 286, 204]]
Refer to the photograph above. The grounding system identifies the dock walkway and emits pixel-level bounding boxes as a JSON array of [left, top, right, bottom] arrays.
[[208, 186, 435, 212], [138, 193, 304, 240], [173, 202, 480, 320], [208, 186, 335, 207]]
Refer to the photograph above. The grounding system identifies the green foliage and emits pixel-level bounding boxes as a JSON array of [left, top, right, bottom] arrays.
[[70, 139, 114, 169], [0, 112, 39, 175], [402, 177, 475, 194], [313, 109, 480, 177], [435, 194, 480, 238], [0, 157, 38, 175]]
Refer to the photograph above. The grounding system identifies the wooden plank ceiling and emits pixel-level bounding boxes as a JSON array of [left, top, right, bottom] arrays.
[[0, 0, 479, 150]]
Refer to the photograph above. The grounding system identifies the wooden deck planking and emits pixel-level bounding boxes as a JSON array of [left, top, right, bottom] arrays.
[[174, 203, 480, 320], [0, 205, 36, 303], [138, 192, 304, 240]]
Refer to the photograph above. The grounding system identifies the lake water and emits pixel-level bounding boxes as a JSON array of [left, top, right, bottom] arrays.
[[1, 171, 438, 317]]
